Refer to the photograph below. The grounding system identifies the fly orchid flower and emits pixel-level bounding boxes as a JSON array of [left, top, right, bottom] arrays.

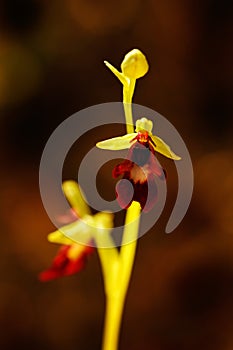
[[39, 181, 113, 281], [96, 117, 181, 212]]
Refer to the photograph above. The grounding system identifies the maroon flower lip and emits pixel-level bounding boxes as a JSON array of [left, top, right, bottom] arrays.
[[113, 133, 166, 212]]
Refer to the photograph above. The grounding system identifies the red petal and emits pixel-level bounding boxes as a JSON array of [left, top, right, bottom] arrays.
[[39, 244, 94, 282], [113, 160, 133, 178]]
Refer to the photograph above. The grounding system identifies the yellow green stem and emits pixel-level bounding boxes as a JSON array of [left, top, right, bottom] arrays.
[[95, 233, 119, 292], [123, 79, 136, 134], [120, 202, 141, 292], [102, 292, 125, 350], [101, 202, 141, 350]]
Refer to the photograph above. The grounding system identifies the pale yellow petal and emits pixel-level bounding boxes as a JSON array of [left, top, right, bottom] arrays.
[[151, 135, 181, 160], [96, 133, 137, 150], [62, 181, 91, 218]]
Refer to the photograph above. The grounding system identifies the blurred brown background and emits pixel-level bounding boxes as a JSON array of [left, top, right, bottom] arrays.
[[0, 0, 233, 349]]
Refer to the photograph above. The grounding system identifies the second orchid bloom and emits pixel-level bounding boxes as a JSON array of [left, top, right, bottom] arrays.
[[39, 181, 113, 281]]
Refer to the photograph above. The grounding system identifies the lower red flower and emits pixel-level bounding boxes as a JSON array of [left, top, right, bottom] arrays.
[[39, 244, 94, 282], [113, 138, 166, 212]]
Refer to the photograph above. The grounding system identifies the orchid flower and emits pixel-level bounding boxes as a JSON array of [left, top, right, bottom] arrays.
[[97, 117, 181, 211], [39, 180, 113, 281]]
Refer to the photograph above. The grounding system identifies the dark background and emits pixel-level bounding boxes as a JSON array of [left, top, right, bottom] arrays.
[[0, 0, 233, 349]]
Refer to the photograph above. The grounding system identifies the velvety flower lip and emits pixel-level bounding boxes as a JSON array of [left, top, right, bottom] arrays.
[[113, 137, 166, 212], [39, 244, 94, 281]]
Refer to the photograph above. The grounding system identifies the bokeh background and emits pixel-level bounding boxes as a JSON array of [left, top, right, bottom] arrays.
[[0, 0, 233, 349]]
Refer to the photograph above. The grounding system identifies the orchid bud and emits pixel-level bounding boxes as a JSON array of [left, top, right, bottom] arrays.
[[121, 49, 149, 79]]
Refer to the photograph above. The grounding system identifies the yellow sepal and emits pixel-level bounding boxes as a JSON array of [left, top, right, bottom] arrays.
[[57, 217, 94, 243], [48, 212, 114, 246], [151, 135, 181, 160], [48, 218, 93, 245], [96, 133, 137, 150]]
